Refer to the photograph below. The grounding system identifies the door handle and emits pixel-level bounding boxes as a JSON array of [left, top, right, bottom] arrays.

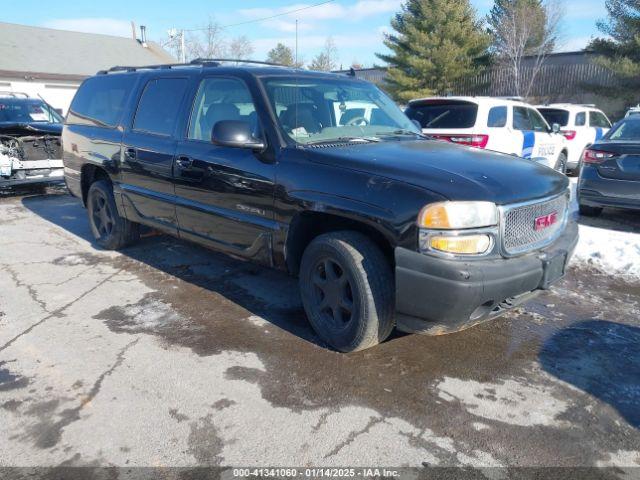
[[124, 148, 136, 160], [175, 155, 193, 170]]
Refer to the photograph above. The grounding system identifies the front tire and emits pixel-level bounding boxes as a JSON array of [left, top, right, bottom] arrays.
[[87, 179, 139, 249], [299, 231, 395, 352], [554, 152, 567, 174]]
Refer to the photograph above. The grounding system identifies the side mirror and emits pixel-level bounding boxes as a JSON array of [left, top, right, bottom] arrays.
[[211, 120, 265, 150], [551, 122, 561, 134]]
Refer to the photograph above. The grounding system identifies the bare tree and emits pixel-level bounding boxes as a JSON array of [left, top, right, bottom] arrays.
[[188, 19, 227, 60], [228, 35, 254, 60], [309, 37, 339, 72], [489, 0, 563, 98], [162, 18, 255, 62]]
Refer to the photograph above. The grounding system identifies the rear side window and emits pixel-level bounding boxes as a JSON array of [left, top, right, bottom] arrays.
[[487, 106, 507, 127], [575, 112, 586, 126], [67, 75, 136, 127], [513, 107, 532, 130], [589, 111, 611, 128], [405, 102, 478, 129], [133, 78, 189, 136], [538, 108, 569, 127]]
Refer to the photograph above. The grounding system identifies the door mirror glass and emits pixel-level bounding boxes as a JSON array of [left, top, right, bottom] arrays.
[[211, 120, 265, 150], [551, 122, 561, 134]]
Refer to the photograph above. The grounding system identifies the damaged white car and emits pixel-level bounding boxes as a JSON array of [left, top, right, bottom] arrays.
[[0, 93, 64, 188]]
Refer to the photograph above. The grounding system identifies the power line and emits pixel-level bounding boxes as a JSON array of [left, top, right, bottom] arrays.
[[181, 0, 335, 32]]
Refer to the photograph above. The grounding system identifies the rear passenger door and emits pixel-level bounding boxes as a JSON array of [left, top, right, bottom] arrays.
[[119, 76, 190, 233], [173, 75, 276, 263]]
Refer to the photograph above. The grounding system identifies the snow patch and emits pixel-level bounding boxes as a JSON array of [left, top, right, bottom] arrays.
[[568, 178, 640, 279]]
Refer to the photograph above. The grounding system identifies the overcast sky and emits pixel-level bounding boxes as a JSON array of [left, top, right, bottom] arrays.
[[5, 0, 609, 67]]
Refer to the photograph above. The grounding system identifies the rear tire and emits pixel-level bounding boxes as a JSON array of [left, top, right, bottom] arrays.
[[579, 204, 603, 217], [87, 179, 139, 250], [299, 231, 394, 352]]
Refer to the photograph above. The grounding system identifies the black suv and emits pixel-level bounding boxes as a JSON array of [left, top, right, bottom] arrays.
[[63, 60, 578, 352]]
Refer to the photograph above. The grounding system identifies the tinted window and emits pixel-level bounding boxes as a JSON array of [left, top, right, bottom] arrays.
[[133, 78, 188, 136], [589, 111, 611, 128], [575, 112, 586, 126], [529, 108, 549, 132], [607, 119, 640, 140], [189, 77, 258, 141], [513, 107, 532, 130], [405, 102, 478, 129], [487, 106, 507, 127], [68, 75, 135, 127], [538, 108, 569, 127]]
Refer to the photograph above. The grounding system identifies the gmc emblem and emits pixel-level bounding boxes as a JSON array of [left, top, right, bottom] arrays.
[[534, 211, 558, 230]]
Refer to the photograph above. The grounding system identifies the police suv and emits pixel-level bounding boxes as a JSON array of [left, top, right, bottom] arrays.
[[537, 104, 611, 174], [405, 97, 568, 172]]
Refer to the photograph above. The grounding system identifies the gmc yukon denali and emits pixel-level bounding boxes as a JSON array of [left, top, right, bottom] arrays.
[[62, 60, 578, 352]]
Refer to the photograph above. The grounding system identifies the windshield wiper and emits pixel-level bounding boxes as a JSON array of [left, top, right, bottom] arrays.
[[374, 129, 428, 138], [304, 136, 381, 146]]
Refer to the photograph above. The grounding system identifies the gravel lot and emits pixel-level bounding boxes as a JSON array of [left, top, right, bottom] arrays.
[[1, 189, 639, 475]]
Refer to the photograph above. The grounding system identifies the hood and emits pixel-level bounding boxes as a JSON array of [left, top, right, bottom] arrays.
[[0, 122, 63, 137], [304, 139, 568, 205]]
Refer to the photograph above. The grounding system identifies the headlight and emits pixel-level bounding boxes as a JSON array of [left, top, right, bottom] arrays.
[[417, 201, 498, 229], [420, 233, 493, 255]]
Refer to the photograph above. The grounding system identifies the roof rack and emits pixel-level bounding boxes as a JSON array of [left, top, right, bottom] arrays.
[[97, 58, 287, 74], [190, 58, 287, 67], [0, 91, 30, 98]]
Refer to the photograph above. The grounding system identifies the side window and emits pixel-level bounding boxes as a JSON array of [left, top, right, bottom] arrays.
[[589, 111, 611, 128], [575, 112, 586, 127], [513, 107, 532, 130], [188, 77, 258, 141], [67, 75, 136, 127], [487, 106, 507, 128], [133, 78, 188, 136], [528, 108, 549, 132]]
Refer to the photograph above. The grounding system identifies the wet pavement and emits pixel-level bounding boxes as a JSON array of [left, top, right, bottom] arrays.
[[0, 190, 639, 474]]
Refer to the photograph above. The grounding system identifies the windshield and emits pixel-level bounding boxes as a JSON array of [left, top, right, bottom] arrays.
[[261, 76, 420, 144], [405, 101, 478, 129], [0, 99, 63, 124], [606, 119, 640, 141], [538, 108, 569, 127]]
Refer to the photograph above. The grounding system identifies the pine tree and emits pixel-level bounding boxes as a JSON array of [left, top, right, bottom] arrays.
[[376, 0, 490, 102], [266, 43, 301, 67], [588, 0, 640, 102]]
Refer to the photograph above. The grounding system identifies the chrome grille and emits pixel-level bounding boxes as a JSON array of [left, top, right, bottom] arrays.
[[501, 193, 568, 255]]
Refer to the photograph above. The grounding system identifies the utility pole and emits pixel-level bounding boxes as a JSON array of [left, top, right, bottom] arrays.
[[295, 19, 298, 67]]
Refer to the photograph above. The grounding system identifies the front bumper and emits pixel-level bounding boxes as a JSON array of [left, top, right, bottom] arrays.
[[0, 167, 64, 187], [578, 165, 640, 211], [394, 219, 579, 334]]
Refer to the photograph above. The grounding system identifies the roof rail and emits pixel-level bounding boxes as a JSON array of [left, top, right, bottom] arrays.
[[190, 58, 287, 67], [96, 58, 288, 75], [0, 91, 30, 98]]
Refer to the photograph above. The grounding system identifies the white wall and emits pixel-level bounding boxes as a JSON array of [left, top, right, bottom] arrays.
[[0, 77, 80, 114]]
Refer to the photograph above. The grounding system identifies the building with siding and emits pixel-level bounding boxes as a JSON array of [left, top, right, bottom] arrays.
[[0, 22, 175, 113]]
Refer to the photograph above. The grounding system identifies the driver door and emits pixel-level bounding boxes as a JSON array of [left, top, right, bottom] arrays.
[[173, 75, 277, 262]]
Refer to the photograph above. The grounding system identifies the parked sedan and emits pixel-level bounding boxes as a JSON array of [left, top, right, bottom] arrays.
[[578, 116, 640, 216]]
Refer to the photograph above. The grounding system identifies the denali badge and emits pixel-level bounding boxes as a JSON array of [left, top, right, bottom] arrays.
[[534, 211, 558, 230]]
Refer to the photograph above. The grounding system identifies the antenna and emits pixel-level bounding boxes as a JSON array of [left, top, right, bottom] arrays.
[[295, 19, 298, 67]]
